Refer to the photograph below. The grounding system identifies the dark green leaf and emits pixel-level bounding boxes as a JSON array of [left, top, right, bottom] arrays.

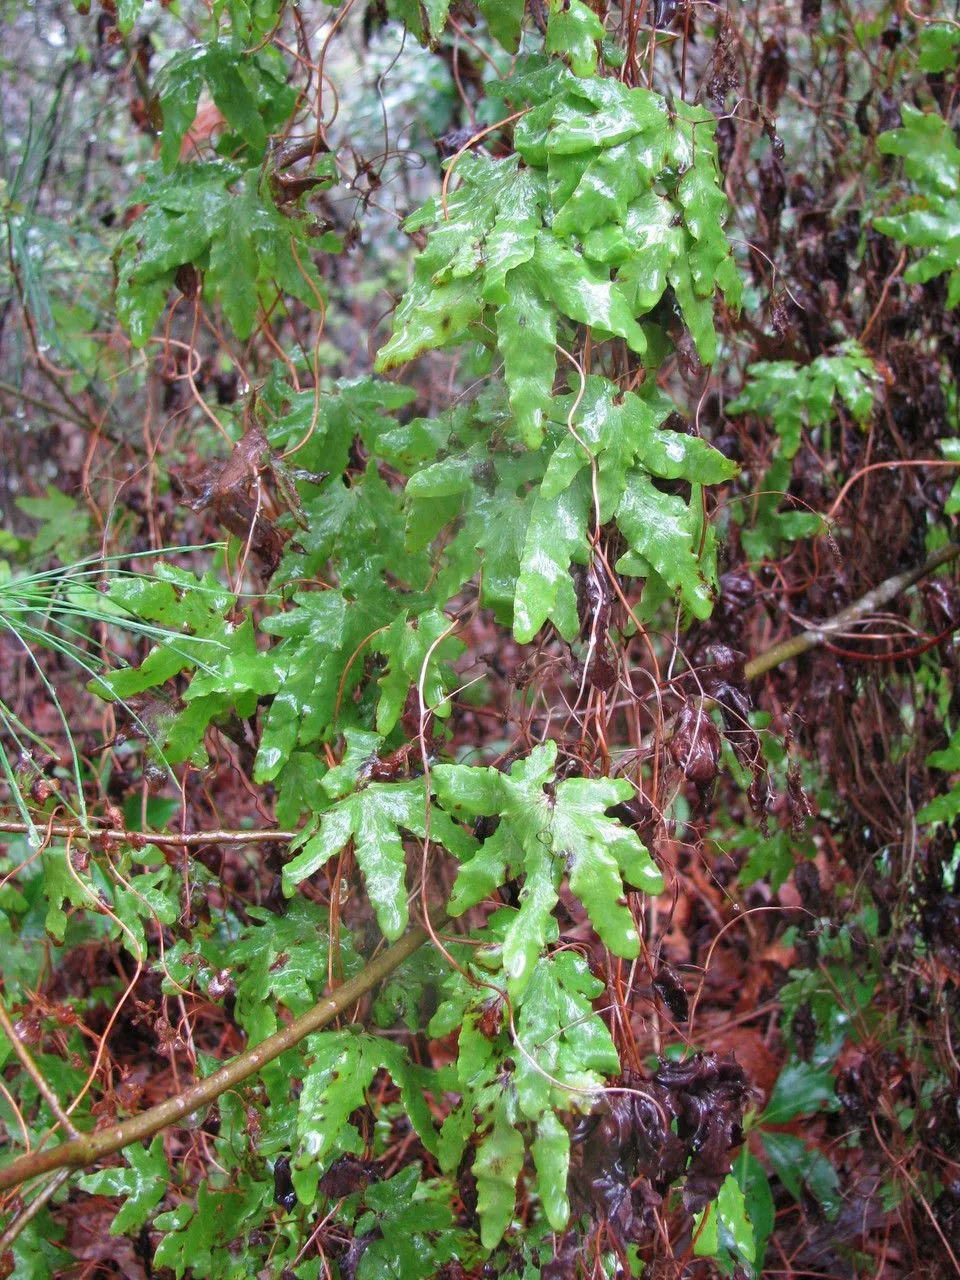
[[547, 81, 666, 154], [678, 153, 735, 297], [531, 233, 646, 352], [433, 743, 660, 985], [615, 472, 717, 619], [554, 774, 663, 954], [207, 200, 259, 337], [477, 0, 525, 49], [761, 1132, 841, 1220], [205, 42, 268, 157], [374, 610, 464, 735], [77, 1136, 168, 1233], [531, 1111, 570, 1230], [545, 0, 604, 76], [513, 472, 590, 643], [514, 950, 620, 1115], [158, 48, 207, 171], [761, 1059, 835, 1125], [735, 1148, 774, 1272], [474, 1110, 524, 1249], [496, 265, 557, 448]]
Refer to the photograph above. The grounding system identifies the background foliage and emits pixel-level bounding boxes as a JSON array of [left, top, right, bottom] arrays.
[[1, 0, 960, 1276]]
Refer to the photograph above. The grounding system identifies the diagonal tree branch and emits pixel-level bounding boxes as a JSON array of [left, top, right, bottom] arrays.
[[0, 911, 446, 1192], [0, 823, 300, 844], [744, 542, 959, 679]]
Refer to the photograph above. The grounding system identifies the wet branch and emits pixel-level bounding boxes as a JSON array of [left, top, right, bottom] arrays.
[[0, 823, 300, 846], [0, 913, 445, 1193], [744, 542, 960, 680]]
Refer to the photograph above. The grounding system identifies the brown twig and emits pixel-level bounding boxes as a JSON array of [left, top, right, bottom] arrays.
[[0, 1001, 79, 1140], [0, 1169, 72, 1254]]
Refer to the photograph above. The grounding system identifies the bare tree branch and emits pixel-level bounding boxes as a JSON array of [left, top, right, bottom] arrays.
[[0, 823, 299, 845], [0, 912, 446, 1192], [744, 542, 959, 680]]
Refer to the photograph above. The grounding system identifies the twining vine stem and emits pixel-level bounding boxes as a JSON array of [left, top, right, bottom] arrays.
[[0, 540, 956, 1199]]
